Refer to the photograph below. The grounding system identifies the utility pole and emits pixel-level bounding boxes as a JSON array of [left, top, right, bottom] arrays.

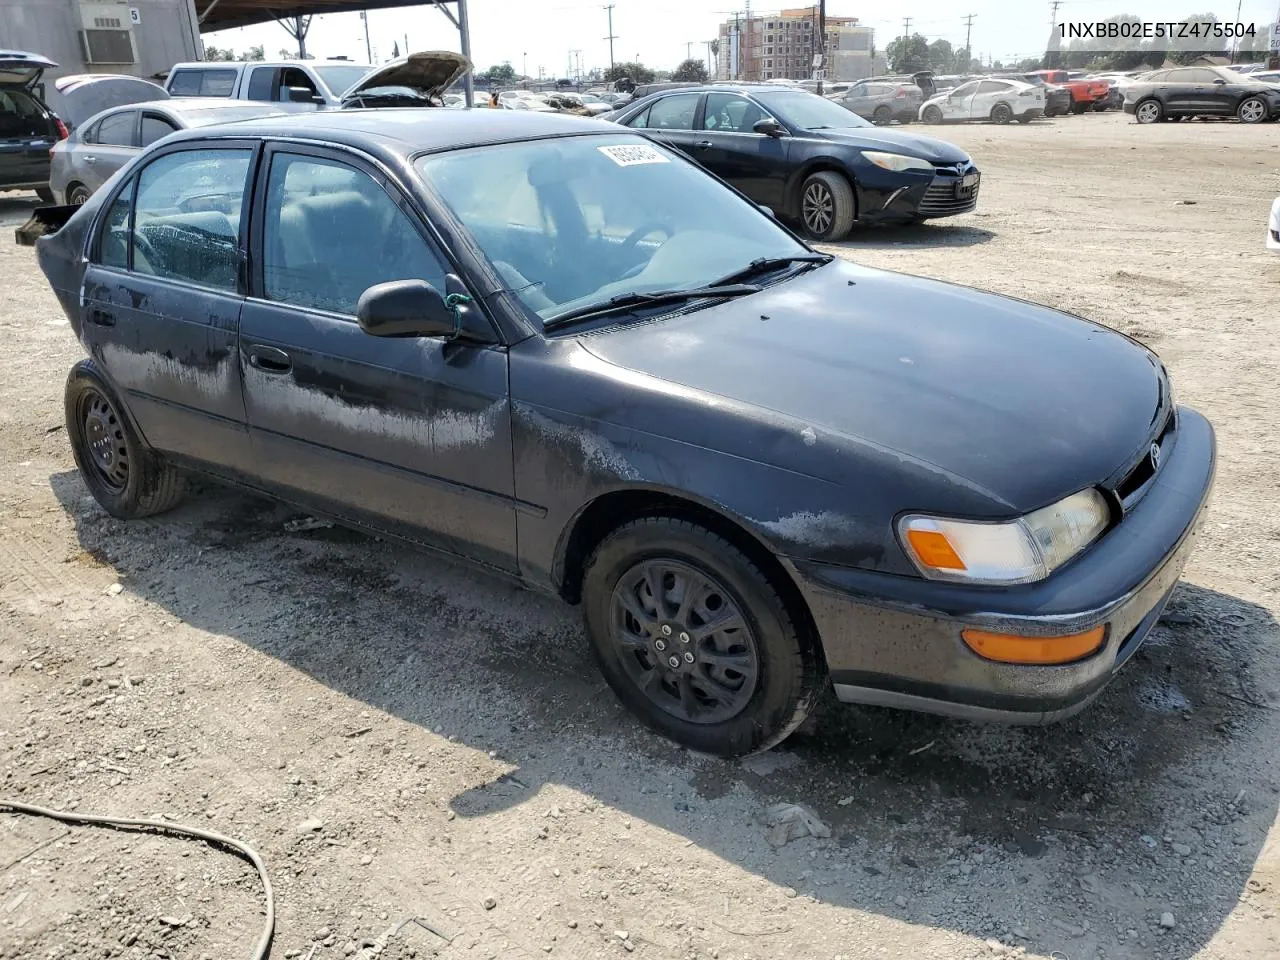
[[687, 41, 693, 60], [902, 16, 911, 39], [603, 5, 617, 71], [744, 0, 750, 81], [963, 13, 975, 67], [1230, 0, 1242, 62], [816, 0, 826, 96], [360, 10, 372, 63]]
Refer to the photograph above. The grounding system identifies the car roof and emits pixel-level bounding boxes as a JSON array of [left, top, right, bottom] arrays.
[[169, 107, 615, 155], [169, 60, 372, 71]]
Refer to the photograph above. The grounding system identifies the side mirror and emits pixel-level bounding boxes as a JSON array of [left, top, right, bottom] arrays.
[[753, 117, 784, 137], [357, 280, 458, 339], [286, 86, 317, 103]]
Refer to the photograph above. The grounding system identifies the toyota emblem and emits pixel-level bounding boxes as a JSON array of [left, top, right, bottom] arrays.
[[1150, 442, 1161, 469]]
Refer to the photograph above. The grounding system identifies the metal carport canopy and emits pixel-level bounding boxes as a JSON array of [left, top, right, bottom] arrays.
[[193, 0, 475, 103]]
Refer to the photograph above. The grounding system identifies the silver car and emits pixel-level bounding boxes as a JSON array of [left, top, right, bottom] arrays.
[[50, 99, 286, 205]]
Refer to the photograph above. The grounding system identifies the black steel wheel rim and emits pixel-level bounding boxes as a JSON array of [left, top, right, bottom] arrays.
[[80, 389, 129, 493], [802, 181, 834, 236], [609, 559, 759, 725]]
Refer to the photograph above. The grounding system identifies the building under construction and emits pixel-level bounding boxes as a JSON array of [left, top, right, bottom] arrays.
[[716, 6, 879, 82]]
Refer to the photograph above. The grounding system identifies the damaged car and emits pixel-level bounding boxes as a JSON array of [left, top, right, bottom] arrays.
[[25, 109, 1215, 756]]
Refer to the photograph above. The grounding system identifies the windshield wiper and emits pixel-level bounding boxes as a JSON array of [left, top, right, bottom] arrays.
[[543, 283, 762, 330], [710, 254, 832, 287]]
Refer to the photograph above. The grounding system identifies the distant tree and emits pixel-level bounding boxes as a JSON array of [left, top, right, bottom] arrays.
[[886, 33, 930, 73], [709, 39, 719, 59], [1235, 21, 1276, 63], [277, 48, 294, 59], [673, 58, 707, 81], [241, 44, 265, 61], [202, 45, 235, 62], [486, 61, 517, 83], [927, 38, 955, 73], [654, 69, 673, 81], [1014, 57, 1042, 71], [604, 62, 655, 85], [1168, 13, 1226, 65]]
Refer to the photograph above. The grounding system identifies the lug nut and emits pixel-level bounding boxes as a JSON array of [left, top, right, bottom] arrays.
[[661, 625, 672, 636], [679, 632, 690, 643], [668, 656, 680, 669], [683, 652, 695, 664], [655, 639, 666, 651]]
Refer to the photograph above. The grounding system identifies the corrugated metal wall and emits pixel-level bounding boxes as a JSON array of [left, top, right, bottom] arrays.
[[0, 0, 202, 111]]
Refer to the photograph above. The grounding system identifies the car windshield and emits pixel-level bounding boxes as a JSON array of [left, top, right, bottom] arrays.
[[313, 64, 373, 95], [416, 134, 811, 325], [752, 90, 873, 129]]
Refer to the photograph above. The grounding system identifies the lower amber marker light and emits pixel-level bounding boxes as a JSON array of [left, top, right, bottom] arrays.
[[961, 625, 1106, 665]]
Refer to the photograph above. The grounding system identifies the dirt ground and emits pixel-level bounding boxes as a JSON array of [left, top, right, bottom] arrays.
[[2, 110, 1279, 960]]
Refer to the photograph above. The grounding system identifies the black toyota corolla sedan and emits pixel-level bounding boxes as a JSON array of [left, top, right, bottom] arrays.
[[610, 84, 981, 240], [28, 109, 1214, 756]]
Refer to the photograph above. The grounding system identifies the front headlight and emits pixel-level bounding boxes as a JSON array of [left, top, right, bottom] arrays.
[[861, 150, 934, 173], [898, 489, 1110, 585]]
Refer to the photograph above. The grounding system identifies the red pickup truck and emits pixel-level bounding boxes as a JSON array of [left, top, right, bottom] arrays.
[[1029, 70, 1111, 113]]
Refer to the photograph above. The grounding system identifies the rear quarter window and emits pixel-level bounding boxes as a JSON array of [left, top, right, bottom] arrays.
[[169, 68, 238, 97]]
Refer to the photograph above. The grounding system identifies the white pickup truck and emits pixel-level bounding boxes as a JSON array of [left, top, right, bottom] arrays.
[[162, 52, 469, 109]]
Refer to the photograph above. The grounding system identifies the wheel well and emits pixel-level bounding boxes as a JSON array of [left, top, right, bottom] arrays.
[[65, 181, 84, 197], [788, 161, 854, 220], [557, 489, 825, 661]]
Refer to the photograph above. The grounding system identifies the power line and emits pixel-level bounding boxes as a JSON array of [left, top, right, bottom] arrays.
[[603, 4, 617, 70]]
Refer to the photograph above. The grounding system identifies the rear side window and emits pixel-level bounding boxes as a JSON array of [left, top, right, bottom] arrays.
[[96, 111, 137, 147], [169, 68, 237, 97], [977, 81, 1009, 94], [140, 114, 178, 147], [131, 149, 252, 291]]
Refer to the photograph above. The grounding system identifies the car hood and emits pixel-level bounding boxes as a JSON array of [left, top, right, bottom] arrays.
[[340, 50, 471, 102], [577, 259, 1164, 512], [807, 126, 970, 164], [0, 52, 57, 89]]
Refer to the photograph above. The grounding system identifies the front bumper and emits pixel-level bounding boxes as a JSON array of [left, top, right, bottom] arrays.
[[854, 160, 980, 223], [790, 405, 1216, 724]]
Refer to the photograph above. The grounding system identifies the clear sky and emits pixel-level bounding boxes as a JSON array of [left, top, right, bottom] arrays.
[[205, 1, 1280, 77]]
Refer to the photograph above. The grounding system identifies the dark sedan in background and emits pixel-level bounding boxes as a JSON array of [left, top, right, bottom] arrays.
[[611, 85, 980, 241], [0, 51, 67, 202], [25, 109, 1213, 756], [1125, 66, 1280, 123], [995, 73, 1072, 117], [50, 99, 287, 205]]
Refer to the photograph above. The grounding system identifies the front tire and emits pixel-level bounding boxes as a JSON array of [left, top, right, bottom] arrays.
[[582, 517, 823, 756], [1016, 112, 1033, 124], [1134, 99, 1162, 124], [1238, 96, 1268, 124], [1071, 101, 1088, 115], [65, 364, 185, 519], [799, 170, 856, 241], [990, 103, 1012, 124], [922, 105, 943, 124]]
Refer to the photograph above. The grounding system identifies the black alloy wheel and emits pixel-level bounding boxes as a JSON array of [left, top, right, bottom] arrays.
[[991, 103, 1013, 124], [68, 184, 92, 205], [608, 558, 759, 725]]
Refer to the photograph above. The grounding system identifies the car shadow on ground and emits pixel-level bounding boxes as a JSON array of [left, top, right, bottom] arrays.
[[50, 473, 1280, 957], [0, 193, 45, 229], [823, 221, 996, 252]]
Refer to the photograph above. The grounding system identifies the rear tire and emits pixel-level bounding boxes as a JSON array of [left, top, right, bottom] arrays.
[[65, 363, 185, 520], [67, 184, 92, 205], [35, 186, 54, 203], [1134, 99, 1162, 124], [582, 516, 824, 756], [922, 104, 942, 124], [1016, 112, 1033, 124], [872, 105, 892, 125], [1238, 96, 1268, 124], [990, 103, 1012, 124], [1070, 101, 1088, 115], [799, 170, 856, 242]]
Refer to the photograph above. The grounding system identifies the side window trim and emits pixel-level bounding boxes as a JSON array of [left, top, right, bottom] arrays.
[[91, 171, 139, 269], [248, 142, 457, 316]]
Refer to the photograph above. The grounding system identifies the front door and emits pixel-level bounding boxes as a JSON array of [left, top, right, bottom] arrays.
[[239, 145, 519, 570], [839, 82, 874, 120], [79, 143, 257, 474], [941, 82, 978, 120], [695, 92, 789, 208]]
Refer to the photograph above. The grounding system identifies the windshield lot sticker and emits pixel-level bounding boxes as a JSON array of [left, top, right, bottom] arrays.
[[598, 144, 670, 166]]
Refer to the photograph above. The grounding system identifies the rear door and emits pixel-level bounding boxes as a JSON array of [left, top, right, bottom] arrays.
[[970, 80, 1009, 119], [695, 92, 788, 207], [0, 87, 58, 186], [239, 144, 518, 569], [624, 92, 702, 157], [79, 142, 258, 475], [79, 109, 140, 193]]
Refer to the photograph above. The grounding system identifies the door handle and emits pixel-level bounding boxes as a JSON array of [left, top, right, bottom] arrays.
[[83, 155, 97, 164], [87, 308, 114, 327], [695, 140, 713, 149], [247, 345, 292, 374]]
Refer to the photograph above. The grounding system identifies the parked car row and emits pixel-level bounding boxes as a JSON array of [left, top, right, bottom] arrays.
[[1122, 66, 1280, 123]]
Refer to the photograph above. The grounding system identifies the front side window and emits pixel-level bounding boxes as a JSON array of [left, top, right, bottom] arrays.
[[132, 148, 252, 291], [261, 154, 446, 316], [417, 135, 810, 324], [98, 180, 133, 269], [951, 82, 979, 97], [702, 94, 769, 133], [96, 111, 137, 147], [277, 68, 320, 102]]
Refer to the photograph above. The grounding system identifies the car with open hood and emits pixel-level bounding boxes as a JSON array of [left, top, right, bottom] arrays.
[[0, 51, 68, 202], [162, 51, 470, 109], [611, 84, 981, 240], [22, 109, 1214, 757]]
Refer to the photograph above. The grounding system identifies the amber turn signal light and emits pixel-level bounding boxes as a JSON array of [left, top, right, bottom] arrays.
[[961, 625, 1106, 665]]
